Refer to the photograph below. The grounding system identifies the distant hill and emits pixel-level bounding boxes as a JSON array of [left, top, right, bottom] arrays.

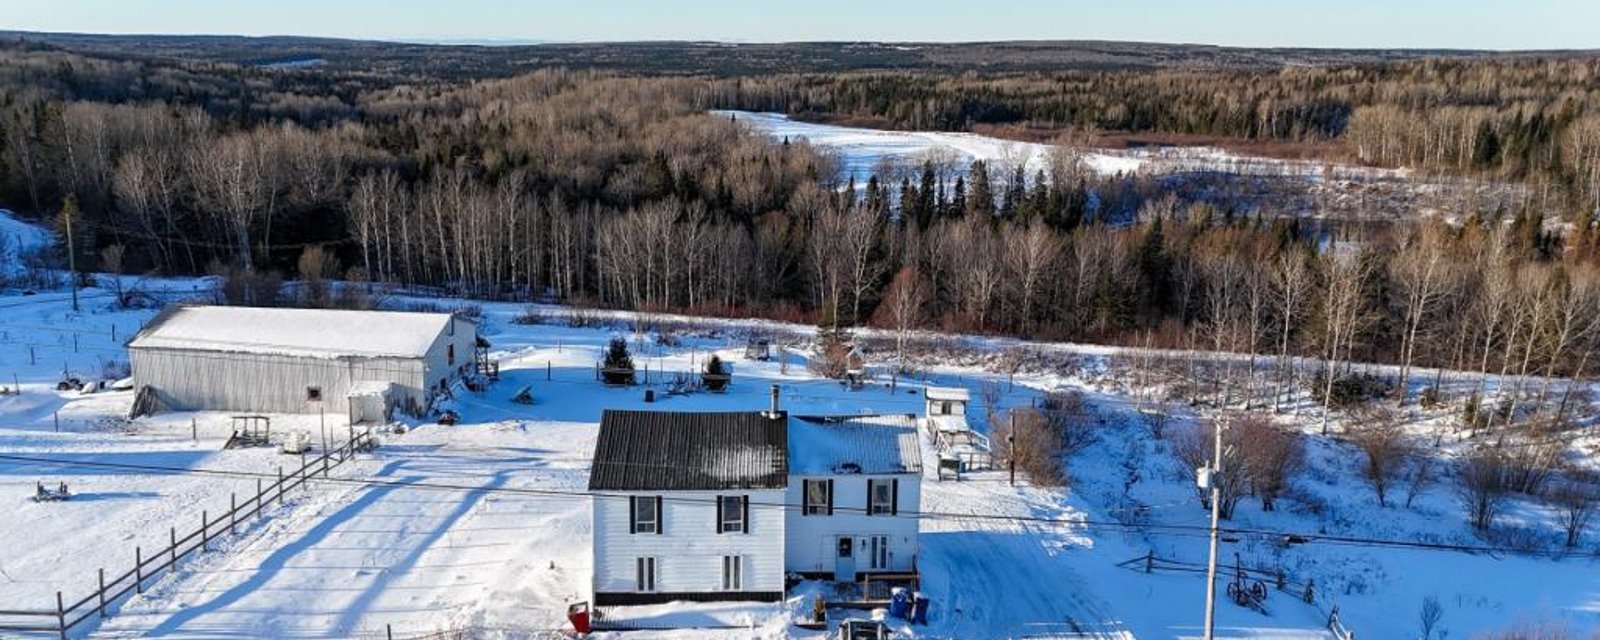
[[2, 30, 1593, 79]]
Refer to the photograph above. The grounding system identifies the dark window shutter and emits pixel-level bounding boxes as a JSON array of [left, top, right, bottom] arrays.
[[826, 479, 834, 515], [716, 495, 725, 534], [891, 479, 900, 515], [742, 495, 750, 533], [865, 479, 874, 516], [655, 496, 664, 535], [629, 496, 638, 534]]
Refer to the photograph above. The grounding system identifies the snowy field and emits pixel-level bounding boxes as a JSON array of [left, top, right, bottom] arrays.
[[721, 111, 1409, 185], [1, 210, 1598, 638]]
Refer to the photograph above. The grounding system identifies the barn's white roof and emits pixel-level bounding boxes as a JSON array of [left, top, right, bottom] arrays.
[[129, 306, 456, 359], [789, 414, 923, 475], [924, 386, 971, 402]]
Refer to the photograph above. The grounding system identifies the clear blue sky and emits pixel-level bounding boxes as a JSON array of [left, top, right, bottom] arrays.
[[4, 0, 1595, 50]]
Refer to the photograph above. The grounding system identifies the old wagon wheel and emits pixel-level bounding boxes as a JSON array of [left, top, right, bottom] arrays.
[[1250, 581, 1268, 602], [1227, 581, 1245, 604]]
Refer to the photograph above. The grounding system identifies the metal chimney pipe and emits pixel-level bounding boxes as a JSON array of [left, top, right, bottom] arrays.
[[769, 384, 781, 418]]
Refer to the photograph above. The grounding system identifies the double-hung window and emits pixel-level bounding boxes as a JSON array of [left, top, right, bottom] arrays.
[[868, 479, 898, 515], [718, 495, 748, 533], [803, 479, 833, 515], [630, 495, 661, 534]]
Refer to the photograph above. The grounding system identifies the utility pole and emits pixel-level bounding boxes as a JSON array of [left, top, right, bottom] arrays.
[[1201, 417, 1224, 640], [1007, 412, 1016, 487], [64, 197, 80, 313]]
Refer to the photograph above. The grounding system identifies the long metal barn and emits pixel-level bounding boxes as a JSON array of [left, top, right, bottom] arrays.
[[128, 305, 479, 420]]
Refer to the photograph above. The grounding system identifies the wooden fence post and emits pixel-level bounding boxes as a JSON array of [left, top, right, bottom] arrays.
[[201, 511, 208, 551], [256, 478, 263, 514], [230, 493, 237, 534], [135, 546, 143, 594], [98, 567, 106, 616], [170, 527, 177, 566], [56, 591, 65, 640], [277, 466, 284, 505]]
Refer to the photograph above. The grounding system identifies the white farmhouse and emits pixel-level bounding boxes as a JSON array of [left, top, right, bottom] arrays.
[[128, 306, 478, 419], [786, 414, 923, 581], [588, 410, 790, 605], [587, 402, 924, 607]]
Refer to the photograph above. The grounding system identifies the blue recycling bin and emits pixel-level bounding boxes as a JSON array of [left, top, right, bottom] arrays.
[[888, 587, 911, 619], [911, 592, 930, 625]]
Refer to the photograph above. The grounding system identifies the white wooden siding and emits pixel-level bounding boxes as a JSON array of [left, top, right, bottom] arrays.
[[592, 489, 786, 595], [419, 317, 480, 398], [925, 399, 967, 417], [784, 474, 921, 574]]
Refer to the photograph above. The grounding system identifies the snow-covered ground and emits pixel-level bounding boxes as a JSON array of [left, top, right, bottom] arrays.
[[0, 208, 52, 279], [721, 111, 1409, 185], [1, 213, 1598, 638]]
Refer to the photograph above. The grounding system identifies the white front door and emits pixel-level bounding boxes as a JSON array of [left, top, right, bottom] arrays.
[[834, 536, 855, 581]]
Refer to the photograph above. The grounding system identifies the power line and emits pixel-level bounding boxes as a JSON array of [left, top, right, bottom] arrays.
[[3, 451, 1596, 561]]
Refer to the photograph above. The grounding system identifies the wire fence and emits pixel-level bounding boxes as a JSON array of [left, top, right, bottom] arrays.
[[1117, 551, 1358, 639], [0, 431, 374, 639]]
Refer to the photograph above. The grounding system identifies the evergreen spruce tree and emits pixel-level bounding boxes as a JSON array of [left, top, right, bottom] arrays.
[[951, 176, 968, 219], [865, 175, 886, 215], [1000, 164, 1027, 218], [602, 336, 636, 384], [1027, 170, 1050, 220], [968, 161, 993, 217], [899, 178, 919, 225], [55, 194, 92, 284]]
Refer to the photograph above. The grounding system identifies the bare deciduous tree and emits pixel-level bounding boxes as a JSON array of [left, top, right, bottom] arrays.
[[1457, 445, 1512, 531], [1391, 223, 1457, 406], [994, 407, 1067, 487], [875, 266, 928, 366], [1235, 414, 1304, 511], [1352, 414, 1410, 508]]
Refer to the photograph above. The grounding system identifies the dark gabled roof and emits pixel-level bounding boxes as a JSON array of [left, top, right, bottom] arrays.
[[588, 410, 789, 491]]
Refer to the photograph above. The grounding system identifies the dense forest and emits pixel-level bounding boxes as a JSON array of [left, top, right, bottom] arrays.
[[2, 38, 1600, 408]]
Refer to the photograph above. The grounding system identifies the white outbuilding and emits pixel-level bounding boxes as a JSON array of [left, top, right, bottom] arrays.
[[128, 306, 478, 418]]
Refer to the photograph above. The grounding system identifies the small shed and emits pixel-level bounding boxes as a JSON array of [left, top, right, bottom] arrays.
[[347, 381, 395, 425], [923, 387, 970, 418]]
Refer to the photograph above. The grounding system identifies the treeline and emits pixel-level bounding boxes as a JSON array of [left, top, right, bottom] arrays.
[[3, 50, 1600, 397]]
